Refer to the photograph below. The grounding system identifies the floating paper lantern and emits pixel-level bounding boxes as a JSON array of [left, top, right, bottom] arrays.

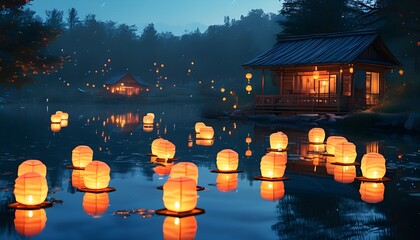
[[333, 165, 356, 184], [18, 160, 47, 177], [156, 140, 176, 159], [199, 126, 214, 139], [216, 149, 239, 171], [260, 181, 285, 201], [14, 209, 47, 237], [245, 149, 252, 157], [359, 182, 385, 203], [83, 161, 110, 190], [326, 136, 347, 154], [83, 192, 109, 216], [50, 123, 61, 132], [14, 173, 48, 206], [163, 216, 197, 240], [194, 122, 206, 133], [260, 152, 287, 178], [72, 145, 93, 168], [245, 135, 252, 144], [216, 173, 238, 192], [334, 142, 357, 164], [146, 112, 155, 120], [154, 164, 173, 176], [163, 177, 198, 212], [195, 139, 214, 146], [269, 132, 288, 150], [308, 127, 325, 143], [50, 114, 61, 123], [143, 115, 154, 125], [170, 162, 199, 186], [56, 111, 69, 120], [71, 169, 86, 189], [60, 119, 68, 127], [360, 153, 386, 179], [152, 138, 165, 155]]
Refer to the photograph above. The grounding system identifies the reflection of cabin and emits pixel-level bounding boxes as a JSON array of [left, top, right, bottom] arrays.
[[243, 31, 401, 114], [104, 73, 151, 96]]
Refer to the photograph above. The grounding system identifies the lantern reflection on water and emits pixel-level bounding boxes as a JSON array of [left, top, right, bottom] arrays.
[[194, 122, 206, 134], [163, 177, 198, 212], [163, 216, 197, 240], [14, 173, 48, 206], [83, 192, 109, 217], [18, 160, 47, 177], [326, 136, 347, 154], [216, 173, 238, 192], [260, 152, 287, 179], [359, 182, 385, 203], [14, 209, 47, 237], [216, 149, 239, 171], [333, 165, 356, 184], [309, 143, 325, 152], [72, 145, 93, 169], [154, 164, 174, 176], [170, 163, 199, 186], [195, 139, 214, 146], [83, 161, 110, 190], [269, 132, 288, 151], [361, 153, 386, 180], [325, 161, 336, 175], [50, 123, 61, 132], [260, 181, 285, 201], [308, 127, 325, 144], [334, 142, 357, 164], [71, 169, 86, 189]]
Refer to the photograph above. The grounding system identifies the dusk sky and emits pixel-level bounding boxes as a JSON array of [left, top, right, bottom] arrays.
[[28, 0, 281, 35]]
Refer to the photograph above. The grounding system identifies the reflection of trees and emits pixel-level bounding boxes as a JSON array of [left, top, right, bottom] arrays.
[[0, 190, 17, 238], [272, 195, 392, 239]]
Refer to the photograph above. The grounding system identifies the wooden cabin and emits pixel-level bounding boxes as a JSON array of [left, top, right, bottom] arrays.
[[104, 73, 150, 96], [243, 30, 401, 114]]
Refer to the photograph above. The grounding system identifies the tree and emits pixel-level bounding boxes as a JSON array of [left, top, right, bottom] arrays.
[[67, 8, 79, 30]]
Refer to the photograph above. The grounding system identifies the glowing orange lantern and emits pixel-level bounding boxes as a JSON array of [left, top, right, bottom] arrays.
[[83, 192, 109, 216], [152, 138, 165, 155], [269, 132, 288, 150], [216, 173, 238, 192], [163, 216, 197, 240], [308, 127, 325, 143], [170, 162, 199, 186], [83, 161, 110, 190], [194, 122, 206, 133], [60, 119, 68, 127], [163, 177, 198, 212], [50, 123, 61, 132], [14, 173, 48, 206], [14, 209, 47, 237], [334, 142, 357, 164], [333, 165, 356, 184], [50, 114, 61, 123], [359, 182, 385, 203], [143, 115, 154, 125], [260, 152, 287, 178], [154, 164, 173, 176], [71, 170, 86, 189], [360, 153, 386, 179], [260, 181, 285, 201], [245, 134, 252, 144], [216, 149, 239, 171], [245, 149, 252, 157], [56, 111, 69, 120], [199, 126, 214, 139], [146, 112, 155, 120], [18, 160, 47, 177], [72, 145, 93, 168], [326, 136, 347, 154], [156, 140, 176, 159]]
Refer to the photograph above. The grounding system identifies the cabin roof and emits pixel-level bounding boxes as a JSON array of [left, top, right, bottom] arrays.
[[243, 30, 401, 69], [104, 73, 151, 86]]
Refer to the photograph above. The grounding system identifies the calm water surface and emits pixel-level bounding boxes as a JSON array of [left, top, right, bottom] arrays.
[[0, 103, 419, 240]]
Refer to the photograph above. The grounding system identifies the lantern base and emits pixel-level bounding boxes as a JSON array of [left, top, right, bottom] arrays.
[[65, 165, 85, 170], [155, 157, 179, 164], [331, 162, 360, 166], [267, 148, 288, 153], [155, 207, 205, 218], [143, 124, 154, 128], [211, 169, 242, 174], [77, 187, 116, 193], [156, 185, 205, 191], [147, 153, 157, 157], [8, 201, 53, 210], [195, 137, 215, 141], [355, 177, 391, 182], [307, 150, 328, 155], [254, 176, 290, 181]]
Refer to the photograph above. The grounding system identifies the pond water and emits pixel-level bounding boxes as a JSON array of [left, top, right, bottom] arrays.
[[0, 102, 419, 240]]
